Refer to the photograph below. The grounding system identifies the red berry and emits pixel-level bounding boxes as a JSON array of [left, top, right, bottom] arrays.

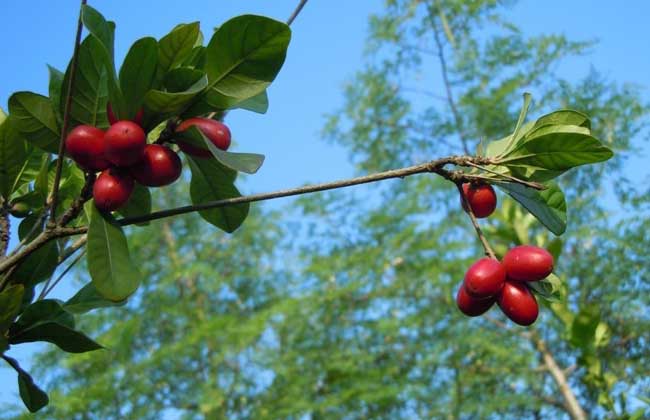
[[93, 168, 134, 212], [130, 144, 182, 187], [105, 121, 146, 166], [503, 245, 554, 282], [456, 285, 495, 317], [461, 183, 497, 218], [175, 117, 231, 157], [464, 257, 506, 298], [65, 125, 110, 171], [107, 103, 144, 126], [497, 281, 539, 326]]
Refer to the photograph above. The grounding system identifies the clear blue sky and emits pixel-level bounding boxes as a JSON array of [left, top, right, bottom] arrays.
[[0, 0, 648, 411]]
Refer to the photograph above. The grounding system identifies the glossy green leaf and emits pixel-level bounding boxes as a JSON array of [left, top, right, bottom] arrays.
[[164, 67, 205, 93], [182, 45, 206, 68], [144, 74, 208, 115], [10, 321, 103, 353], [119, 37, 158, 117], [18, 213, 44, 242], [498, 128, 613, 171], [61, 36, 110, 128], [158, 22, 200, 75], [502, 92, 532, 154], [203, 15, 290, 102], [534, 109, 591, 130], [8, 92, 60, 153], [177, 127, 265, 174], [9, 240, 59, 288], [0, 117, 30, 199], [3, 356, 49, 412], [496, 182, 567, 235], [64, 282, 127, 314], [117, 183, 152, 225], [0, 285, 25, 333], [188, 156, 249, 233], [528, 273, 564, 302], [9, 150, 45, 200], [47, 65, 64, 123], [81, 5, 115, 62], [11, 300, 75, 331], [86, 201, 141, 301], [234, 90, 269, 114]]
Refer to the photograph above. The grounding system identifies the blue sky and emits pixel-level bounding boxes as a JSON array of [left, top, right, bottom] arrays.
[[0, 0, 649, 412]]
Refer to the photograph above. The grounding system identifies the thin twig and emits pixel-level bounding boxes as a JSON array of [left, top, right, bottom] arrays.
[[37, 235, 87, 300], [58, 172, 95, 226], [466, 162, 546, 190], [7, 212, 47, 258], [286, 0, 309, 26], [40, 250, 85, 300], [427, 3, 470, 155], [48, 0, 88, 224], [456, 182, 497, 259], [0, 204, 9, 257]]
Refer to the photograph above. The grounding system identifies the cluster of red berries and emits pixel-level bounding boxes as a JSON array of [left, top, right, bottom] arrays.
[[65, 105, 232, 212], [457, 182, 553, 326], [456, 245, 554, 325]]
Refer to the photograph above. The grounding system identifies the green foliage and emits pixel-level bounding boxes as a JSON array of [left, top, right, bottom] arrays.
[[8, 92, 60, 153], [85, 201, 141, 301]]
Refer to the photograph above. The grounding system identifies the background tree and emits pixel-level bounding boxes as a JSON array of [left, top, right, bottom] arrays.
[[2, 1, 649, 419]]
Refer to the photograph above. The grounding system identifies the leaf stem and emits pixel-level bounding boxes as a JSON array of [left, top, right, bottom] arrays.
[[48, 0, 87, 225], [287, 0, 309, 26], [455, 182, 497, 259]]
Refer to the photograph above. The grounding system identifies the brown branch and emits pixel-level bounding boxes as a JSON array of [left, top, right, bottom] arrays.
[[286, 0, 309, 26], [0, 204, 9, 257], [427, 3, 470, 155], [58, 172, 95, 226], [48, 0, 88, 224], [532, 332, 587, 420], [455, 182, 497, 259]]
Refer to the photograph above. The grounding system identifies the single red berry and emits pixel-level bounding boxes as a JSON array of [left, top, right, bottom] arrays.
[[130, 144, 182, 187], [105, 121, 146, 166], [497, 281, 539, 326], [93, 168, 134, 212], [107, 103, 144, 126], [464, 257, 506, 298], [461, 182, 497, 218], [175, 117, 231, 157], [503, 245, 554, 282], [65, 125, 111, 171], [456, 284, 495, 317]]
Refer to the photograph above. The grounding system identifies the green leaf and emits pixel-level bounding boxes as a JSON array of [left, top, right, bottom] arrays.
[[18, 213, 44, 242], [117, 183, 151, 225], [203, 15, 291, 103], [188, 156, 249, 233], [8, 240, 59, 288], [0, 285, 25, 333], [64, 282, 127, 314], [498, 128, 613, 172], [11, 299, 75, 331], [119, 37, 159, 118], [9, 150, 45, 200], [47, 65, 64, 123], [528, 273, 564, 302], [158, 22, 200, 75], [86, 201, 141, 301], [61, 36, 110, 128], [570, 305, 601, 349], [10, 321, 103, 353], [182, 45, 206, 68], [8, 92, 60, 153], [177, 127, 264, 174], [81, 5, 115, 62], [144, 74, 208, 115], [495, 182, 567, 236], [164, 67, 205, 93], [504, 92, 532, 152], [234, 90, 269, 114], [534, 109, 591, 130], [0, 117, 30, 199], [3, 356, 49, 412]]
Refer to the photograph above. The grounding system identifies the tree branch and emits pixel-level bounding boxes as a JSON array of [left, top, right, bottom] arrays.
[[287, 0, 309, 26], [48, 0, 87, 224], [427, 3, 471, 155], [0, 204, 9, 257]]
